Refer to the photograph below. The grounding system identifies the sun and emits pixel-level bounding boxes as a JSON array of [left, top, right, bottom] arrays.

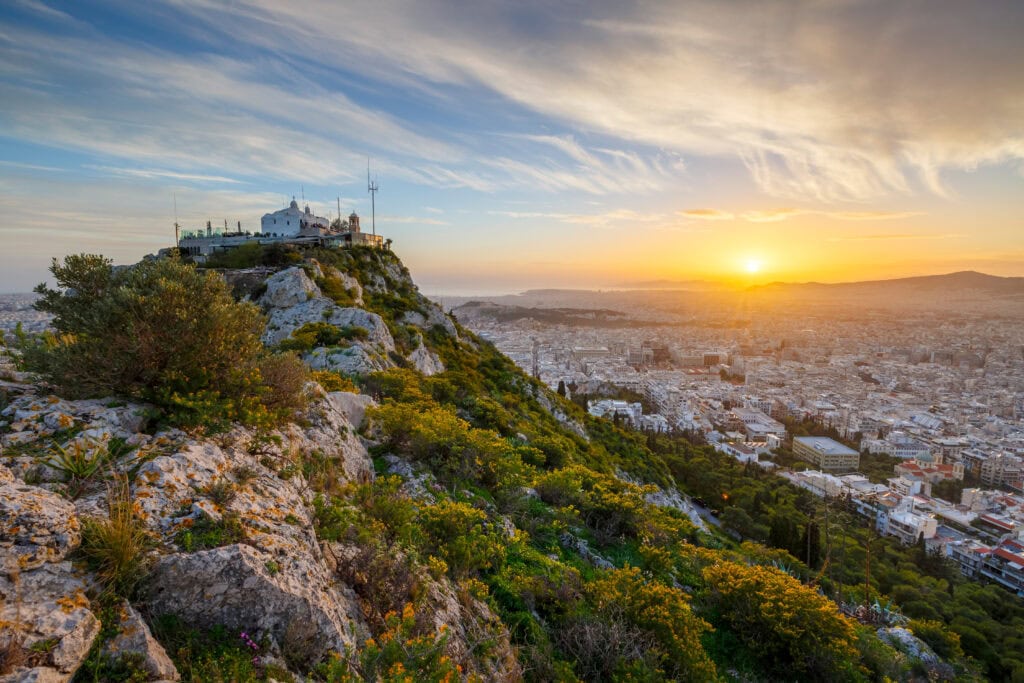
[[744, 258, 762, 274]]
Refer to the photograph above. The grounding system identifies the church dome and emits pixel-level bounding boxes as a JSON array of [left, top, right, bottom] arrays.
[[289, 198, 298, 209]]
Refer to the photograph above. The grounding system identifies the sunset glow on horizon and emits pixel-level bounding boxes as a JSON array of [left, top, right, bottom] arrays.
[[0, 1, 1022, 293]]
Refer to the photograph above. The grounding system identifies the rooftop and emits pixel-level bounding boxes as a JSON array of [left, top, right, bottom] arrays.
[[794, 435, 859, 456]]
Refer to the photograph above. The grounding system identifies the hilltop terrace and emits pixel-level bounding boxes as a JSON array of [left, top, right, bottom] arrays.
[[172, 199, 387, 263]]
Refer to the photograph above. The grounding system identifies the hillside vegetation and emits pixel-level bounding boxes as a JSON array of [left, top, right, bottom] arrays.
[[1, 244, 1010, 682]]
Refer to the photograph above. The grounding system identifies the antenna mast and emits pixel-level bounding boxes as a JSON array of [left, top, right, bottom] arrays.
[[173, 194, 180, 246], [367, 160, 378, 237]]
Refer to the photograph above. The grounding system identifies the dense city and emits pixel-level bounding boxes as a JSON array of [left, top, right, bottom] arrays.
[[451, 292, 1024, 597]]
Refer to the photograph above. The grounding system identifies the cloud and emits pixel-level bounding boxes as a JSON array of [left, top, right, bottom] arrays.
[[681, 207, 924, 223], [0, 160, 68, 173], [740, 208, 806, 223], [88, 166, 243, 184], [828, 233, 963, 242], [379, 215, 448, 226], [681, 209, 734, 220], [164, 0, 1024, 202]]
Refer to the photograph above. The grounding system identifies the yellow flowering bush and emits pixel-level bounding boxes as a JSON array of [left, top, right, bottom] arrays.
[[702, 561, 859, 679]]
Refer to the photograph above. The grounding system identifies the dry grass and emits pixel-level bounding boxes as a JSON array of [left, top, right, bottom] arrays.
[[0, 632, 29, 675], [78, 474, 153, 597]]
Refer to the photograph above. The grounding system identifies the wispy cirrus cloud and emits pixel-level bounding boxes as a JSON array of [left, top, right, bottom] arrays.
[[828, 233, 964, 242], [88, 166, 244, 184], [681, 209, 734, 221], [681, 208, 923, 223], [165, 0, 1024, 202]]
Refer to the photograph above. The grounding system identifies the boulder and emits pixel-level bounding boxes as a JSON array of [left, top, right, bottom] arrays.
[[132, 442, 231, 529], [323, 391, 375, 432], [322, 265, 364, 306], [401, 303, 458, 339], [1, 395, 148, 453], [146, 544, 359, 666], [326, 308, 393, 349], [103, 603, 179, 680], [0, 668, 68, 683], [261, 268, 318, 310], [0, 474, 80, 572], [406, 343, 445, 377], [877, 627, 941, 666], [0, 562, 100, 677], [304, 344, 392, 377], [263, 299, 394, 351]]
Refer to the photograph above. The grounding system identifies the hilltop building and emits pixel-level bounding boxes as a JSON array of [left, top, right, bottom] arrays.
[[260, 198, 329, 236], [174, 197, 385, 263]]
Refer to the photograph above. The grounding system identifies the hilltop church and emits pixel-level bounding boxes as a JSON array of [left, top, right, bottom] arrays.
[[174, 197, 381, 262], [260, 198, 365, 239]]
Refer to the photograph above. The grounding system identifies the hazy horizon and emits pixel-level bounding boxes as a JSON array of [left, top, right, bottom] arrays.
[[1, 1, 1023, 292]]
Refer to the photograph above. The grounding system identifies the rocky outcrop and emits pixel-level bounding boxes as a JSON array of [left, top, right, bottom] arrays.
[[1, 395, 147, 455], [132, 390, 372, 536], [401, 304, 458, 339], [0, 473, 80, 571], [406, 340, 445, 376], [147, 544, 360, 667], [260, 267, 394, 349], [0, 561, 100, 680], [103, 603, 179, 680], [535, 392, 589, 441], [305, 344, 391, 376], [263, 296, 395, 350], [321, 264, 364, 306], [261, 267, 318, 309]]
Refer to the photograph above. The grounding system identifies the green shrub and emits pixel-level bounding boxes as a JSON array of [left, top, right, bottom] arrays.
[[203, 478, 238, 507], [176, 512, 246, 552], [311, 370, 359, 393], [316, 274, 357, 307], [46, 437, 109, 484], [419, 499, 506, 577], [313, 605, 459, 683], [278, 323, 369, 352], [150, 616, 265, 683], [22, 254, 303, 430]]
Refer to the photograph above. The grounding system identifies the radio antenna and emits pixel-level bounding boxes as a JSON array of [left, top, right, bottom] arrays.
[[367, 160, 379, 237]]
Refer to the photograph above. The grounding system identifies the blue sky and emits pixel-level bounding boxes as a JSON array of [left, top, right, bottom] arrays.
[[1, 0, 1022, 293]]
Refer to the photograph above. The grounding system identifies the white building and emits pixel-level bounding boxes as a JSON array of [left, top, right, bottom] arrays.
[[261, 198, 330, 237]]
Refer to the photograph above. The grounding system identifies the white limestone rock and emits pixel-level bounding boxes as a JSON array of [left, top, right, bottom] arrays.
[[103, 603, 179, 681], [1, 395, 148, 452], [260, 267, 318, 310], [323, 391, 375, 431], [0, 562, 100, 677], [877, 627, 941, 666], [0, 667, 68, 683], [406, 342, 445, 377], [0, 473, 80, 572], [400, 302, 458, 339], [132, 393, 371, 542], [146, 544, 360, 667], [321, 265, 364, 306], [131, 442, 231, 530], [536, 392, 589, 441], [263, 298, 395, 351], [304, 344, 392, 377]]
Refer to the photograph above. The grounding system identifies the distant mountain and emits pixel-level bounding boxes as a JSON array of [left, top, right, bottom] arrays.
[[607, 279, 730, 291], [451, 300, 664, 327], [749, 271, 1024, 298]]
